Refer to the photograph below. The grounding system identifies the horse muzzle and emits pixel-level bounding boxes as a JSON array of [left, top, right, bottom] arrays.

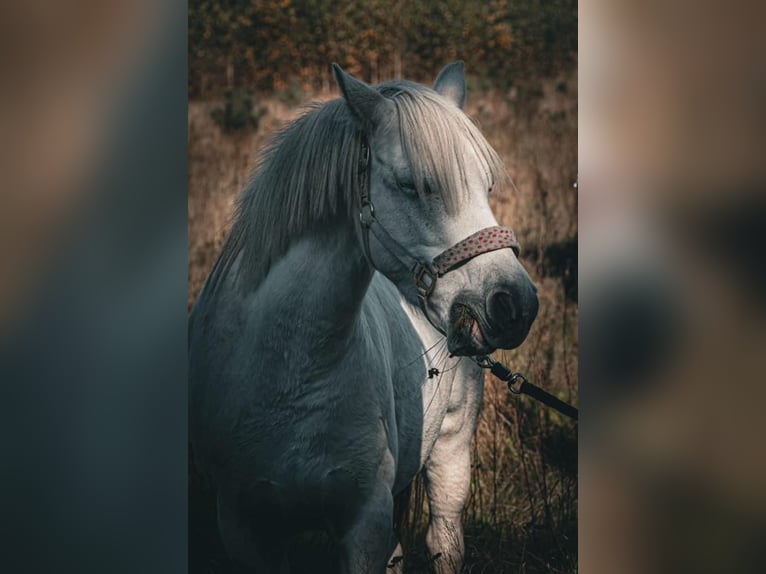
[[447, 282, 539, 356], [447, 304, 495, 356]]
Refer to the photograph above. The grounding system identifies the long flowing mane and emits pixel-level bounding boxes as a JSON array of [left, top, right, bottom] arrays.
[[202, 80, 506, 297]]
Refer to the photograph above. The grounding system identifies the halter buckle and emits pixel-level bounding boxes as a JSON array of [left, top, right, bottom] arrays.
[[360, 201, 375, 227], [414, 265, 437, 300]]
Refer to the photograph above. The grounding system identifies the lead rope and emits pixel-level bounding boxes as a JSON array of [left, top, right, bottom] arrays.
[[473, 355, 579, 421]]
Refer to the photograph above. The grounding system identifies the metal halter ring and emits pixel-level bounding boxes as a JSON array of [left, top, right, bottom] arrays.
[[360, 201, 375, 227], [414, 265, 437, 300]]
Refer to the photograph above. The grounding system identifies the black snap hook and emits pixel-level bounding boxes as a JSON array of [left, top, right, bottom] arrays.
[[508, 373, 527, 395]]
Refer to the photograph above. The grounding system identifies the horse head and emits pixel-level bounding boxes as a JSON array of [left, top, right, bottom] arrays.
[[334, 62, 539, 357]]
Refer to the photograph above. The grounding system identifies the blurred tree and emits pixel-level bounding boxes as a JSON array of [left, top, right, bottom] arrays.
[[189, 0, 576, 98]]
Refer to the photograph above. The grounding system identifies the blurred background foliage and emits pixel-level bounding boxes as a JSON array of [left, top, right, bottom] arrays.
[[189, 0, 576, 98]]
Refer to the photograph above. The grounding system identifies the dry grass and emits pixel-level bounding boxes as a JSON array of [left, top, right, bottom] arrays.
[[188, 76, 577, 572]]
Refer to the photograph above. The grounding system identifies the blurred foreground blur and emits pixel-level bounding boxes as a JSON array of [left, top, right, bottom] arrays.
[[580, 0, 766, 572], [0, 2, 187, 573]]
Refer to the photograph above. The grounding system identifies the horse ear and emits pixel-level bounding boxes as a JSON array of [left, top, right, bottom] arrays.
[[332, 63, 394, 132], [433, 61, 466, 109]]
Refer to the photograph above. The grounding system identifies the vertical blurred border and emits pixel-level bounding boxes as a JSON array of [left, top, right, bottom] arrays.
[[0, 1, 188, 573], [580, 0, 766, 572]]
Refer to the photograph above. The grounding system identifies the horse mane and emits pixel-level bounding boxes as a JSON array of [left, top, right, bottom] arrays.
[[203, 79, 506, 296]]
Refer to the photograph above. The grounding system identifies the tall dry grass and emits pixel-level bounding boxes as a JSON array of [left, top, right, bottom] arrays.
[[188, 76, 577, 572]]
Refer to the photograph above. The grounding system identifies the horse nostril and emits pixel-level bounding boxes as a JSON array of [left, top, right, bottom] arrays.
[[487, 290, 518, 324]]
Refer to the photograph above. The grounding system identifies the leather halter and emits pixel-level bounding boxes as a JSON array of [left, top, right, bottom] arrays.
[[357, 139, 520, 322]]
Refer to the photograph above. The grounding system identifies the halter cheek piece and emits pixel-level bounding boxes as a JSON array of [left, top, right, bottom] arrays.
[[357, 140, 520, 322]]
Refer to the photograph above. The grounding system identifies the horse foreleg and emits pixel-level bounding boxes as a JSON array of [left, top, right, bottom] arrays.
[[340, 483, 396, 574], [423, 432, 473, 574]]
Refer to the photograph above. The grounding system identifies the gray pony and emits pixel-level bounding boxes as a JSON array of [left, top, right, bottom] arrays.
[[189, 62, 538, 573]]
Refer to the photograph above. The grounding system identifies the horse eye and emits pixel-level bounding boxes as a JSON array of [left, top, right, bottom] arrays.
[[398, 181, 417, 194]]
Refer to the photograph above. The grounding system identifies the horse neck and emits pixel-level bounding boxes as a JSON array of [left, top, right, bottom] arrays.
[[253, 220, 374, 350]]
